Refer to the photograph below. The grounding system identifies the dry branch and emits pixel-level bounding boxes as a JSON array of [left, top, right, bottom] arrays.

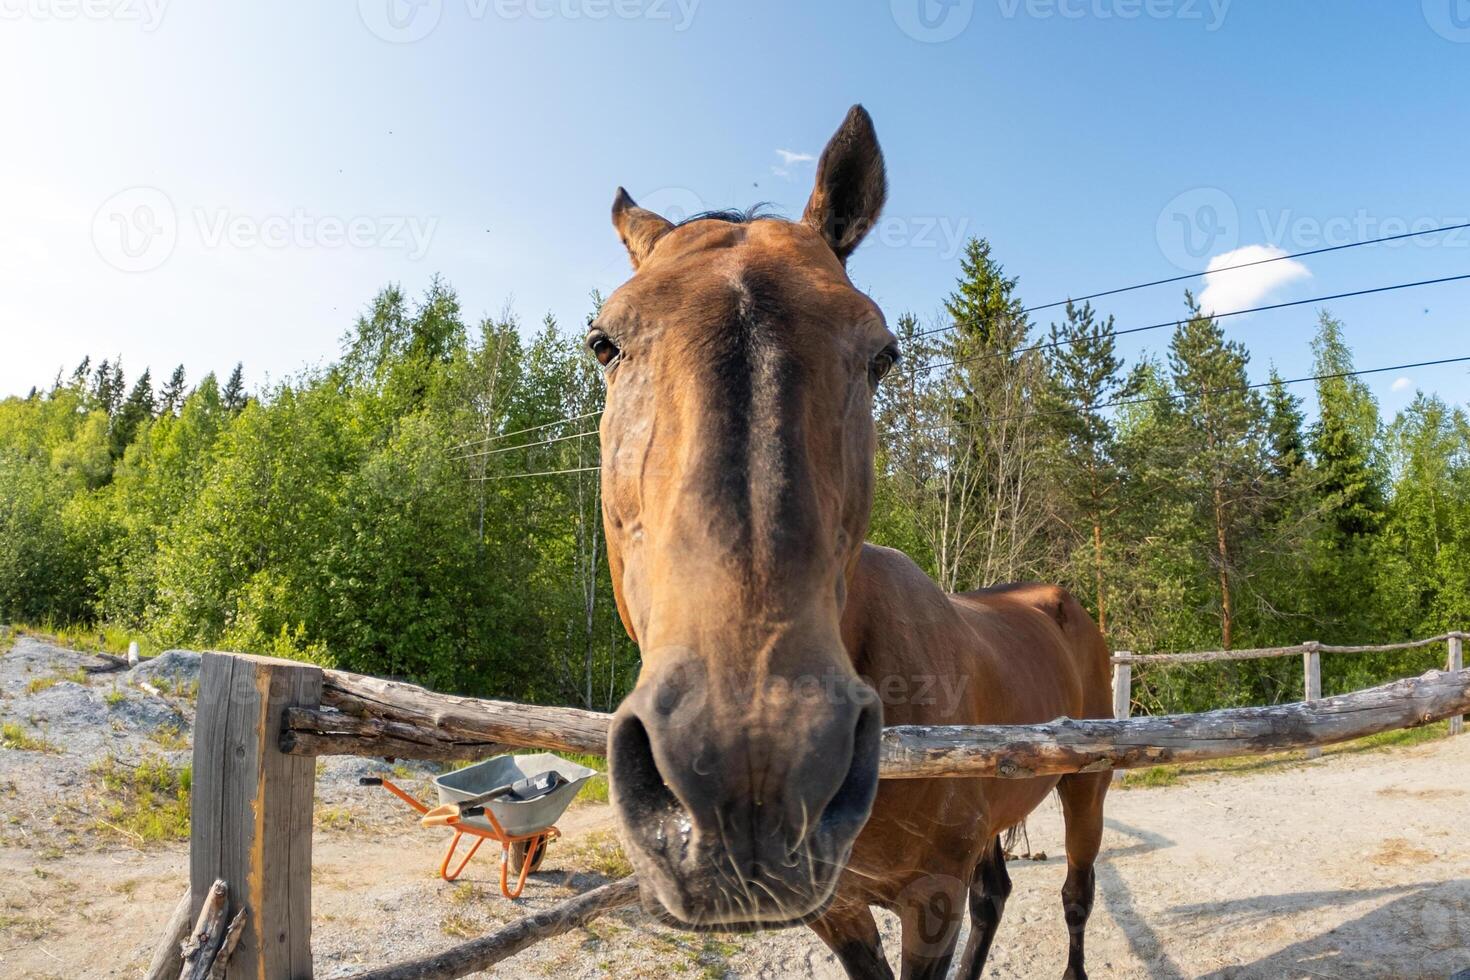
[[178, 879, 247, 980], [347, 876, 640, 980], [283, 668, 1470, 779]]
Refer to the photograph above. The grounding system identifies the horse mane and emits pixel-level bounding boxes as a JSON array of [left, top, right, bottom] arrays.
[[675, 205, 783, 227]]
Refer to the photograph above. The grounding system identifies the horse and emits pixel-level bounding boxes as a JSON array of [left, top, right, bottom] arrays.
[[594, 105, 1113, 979]]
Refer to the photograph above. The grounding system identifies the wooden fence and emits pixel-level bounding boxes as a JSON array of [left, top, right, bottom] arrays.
[[156, 638, 1470, 979], [1110, 631, 1467, 759]]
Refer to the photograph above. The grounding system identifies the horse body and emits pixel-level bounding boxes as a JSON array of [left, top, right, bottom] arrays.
[[827, 545, 1112, 977], [595, 105, 1111, 978]]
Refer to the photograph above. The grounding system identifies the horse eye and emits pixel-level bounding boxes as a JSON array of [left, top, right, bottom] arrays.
[[587, 331, 620, 367], [870, 345, 900, 382]]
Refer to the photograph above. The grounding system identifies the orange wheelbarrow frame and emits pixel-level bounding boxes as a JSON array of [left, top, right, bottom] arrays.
[[366, 776, 560, 899]]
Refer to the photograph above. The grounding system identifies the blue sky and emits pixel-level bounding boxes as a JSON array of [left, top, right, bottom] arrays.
[[3, 0, 1468, 419]]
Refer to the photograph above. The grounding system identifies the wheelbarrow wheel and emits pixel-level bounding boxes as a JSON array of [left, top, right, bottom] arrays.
[[512, 836, 549, 874]]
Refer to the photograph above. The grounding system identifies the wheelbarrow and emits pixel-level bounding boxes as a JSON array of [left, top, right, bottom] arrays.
[[362, 753, 597, 898]]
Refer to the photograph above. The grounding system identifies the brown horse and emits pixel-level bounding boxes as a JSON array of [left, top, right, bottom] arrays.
[[596, 105, 1112, 979]]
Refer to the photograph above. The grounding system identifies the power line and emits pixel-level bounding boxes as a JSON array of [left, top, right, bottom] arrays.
[[480, 356, 1470, 477], [451, 426, 598, 461], [448, 408, 602, 453], [448, 225, 1470, 453], [472, 464, 602, 482], [910, 272, 1470, 377], [912, 220, 1470, 340], [905, 354, 1470, 435]]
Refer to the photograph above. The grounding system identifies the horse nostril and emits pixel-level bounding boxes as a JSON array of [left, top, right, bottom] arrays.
[[609, 711, 682, 825], [816, 697, 882, 841]]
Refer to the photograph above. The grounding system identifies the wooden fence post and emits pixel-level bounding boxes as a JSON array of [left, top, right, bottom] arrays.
[[1303, 642, 1322, 759], [1450, 634, 1464, 736], [1112, 660, 1132, 721], [1111, 659, 1132, 781], [191, 653, 322, 979]]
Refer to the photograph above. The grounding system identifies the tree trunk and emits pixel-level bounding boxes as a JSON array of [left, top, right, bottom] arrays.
[[1212, 481, 1233, 650]]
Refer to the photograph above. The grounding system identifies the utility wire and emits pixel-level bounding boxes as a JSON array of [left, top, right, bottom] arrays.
[[448, 408, 602, 453], [909, 272, 1470, 377], [451, 427, 598, 461], [476, 355, 1470, 477], [473, 464, 602, 482], [912, 220, 1470, 339], [906, 354, 1470, 435], [448, 224, 1470, 453]]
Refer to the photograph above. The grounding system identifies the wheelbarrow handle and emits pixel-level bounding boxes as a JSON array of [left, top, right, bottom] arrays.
[[359, 777, 383, 786], [420, 783, 516, 827]]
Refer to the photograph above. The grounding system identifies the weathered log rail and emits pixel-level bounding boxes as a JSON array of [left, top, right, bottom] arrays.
[[282, 667, 1470, 779], [180, 640, 1468, 978]]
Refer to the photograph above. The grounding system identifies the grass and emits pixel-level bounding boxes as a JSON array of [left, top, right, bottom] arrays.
[[10, 621, 164, 659], [1, 721, 60, 753], [1117, 722, 1454, 789], [447, 881, 485, 905], [104, 688, 127, 707], [91, 754, 192, 844], [440, 912, 481, 938], [559, 829, 634, 878], [315, 806, 354, 831], [24, 667, 88, 695], [562, 752, 610, 804], [147, 724, 190, 751]]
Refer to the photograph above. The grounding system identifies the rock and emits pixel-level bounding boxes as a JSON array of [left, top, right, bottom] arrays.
[[25, 681, 110, 729], [130, 649, 202, 687], [108, 687, 190, 733]]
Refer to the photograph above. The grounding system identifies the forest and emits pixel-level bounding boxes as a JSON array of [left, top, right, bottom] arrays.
[[3, 240, 1467, 715]]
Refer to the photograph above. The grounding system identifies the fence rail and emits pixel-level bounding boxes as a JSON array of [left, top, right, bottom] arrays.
[[1110, 630, 1467, 666], [1109, 630, 1467, 758]]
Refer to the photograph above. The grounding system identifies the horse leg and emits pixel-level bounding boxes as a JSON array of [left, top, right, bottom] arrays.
[[896, 873, 967, 980], [809, 901, 894, 980], [1057, 771, 1108, 980], [954, 835, 1011, 979]]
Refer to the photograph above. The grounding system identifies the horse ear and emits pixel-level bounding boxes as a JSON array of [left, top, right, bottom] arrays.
[[611, 187, 674, 269], [802, 105, 887, 263]]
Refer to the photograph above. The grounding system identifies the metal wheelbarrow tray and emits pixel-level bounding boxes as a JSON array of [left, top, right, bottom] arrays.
[[363, 752, 597, 898]]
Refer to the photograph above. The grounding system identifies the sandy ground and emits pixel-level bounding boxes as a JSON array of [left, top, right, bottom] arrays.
[[2, 636, 1468, 978]]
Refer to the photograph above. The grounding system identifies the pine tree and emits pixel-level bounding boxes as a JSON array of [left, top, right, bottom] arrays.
[[222, 363, 248, 413], [934, 238, 1052, 587], [112, 369, 154, 458], [1167, 292, 1269, 649], [1043, 300, 1136, 632], [1264, 369, 1307, 481], [944, 237, 1027, 352], [70, 356, 91, 387], [92, 358, 124, 416], [159, 365, 187, 417], [1310, 311, 1384, 539]]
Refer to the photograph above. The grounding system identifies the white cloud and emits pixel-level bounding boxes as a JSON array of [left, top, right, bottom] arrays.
[[1391, 376, 1413, 392], [1196, 244, 1311, 316], [771, 149, 815, 179]]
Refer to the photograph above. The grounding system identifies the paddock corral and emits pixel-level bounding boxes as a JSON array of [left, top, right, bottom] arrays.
[[153, 634, 1468, 979]]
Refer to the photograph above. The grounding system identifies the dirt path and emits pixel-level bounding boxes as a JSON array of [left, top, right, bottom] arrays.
[[2, 634, 1467, 978], [2, 734, 1467, 978]]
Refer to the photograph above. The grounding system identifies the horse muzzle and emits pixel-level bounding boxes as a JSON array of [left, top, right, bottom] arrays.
[[606, 654, 883, 929]]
